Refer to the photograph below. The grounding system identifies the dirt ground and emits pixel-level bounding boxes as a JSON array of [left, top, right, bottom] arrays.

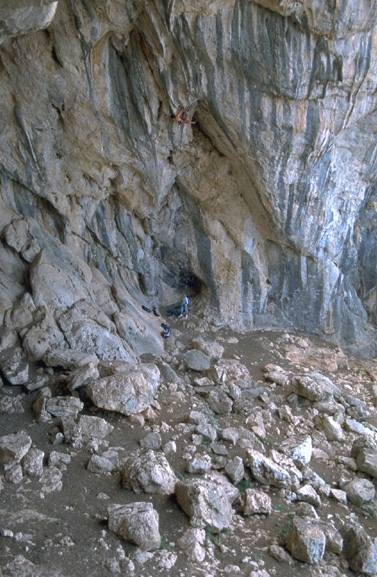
[[1, 316, 377, 577]]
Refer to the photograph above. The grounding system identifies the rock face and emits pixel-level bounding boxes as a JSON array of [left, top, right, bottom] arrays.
[[1, 0, 377, 358]]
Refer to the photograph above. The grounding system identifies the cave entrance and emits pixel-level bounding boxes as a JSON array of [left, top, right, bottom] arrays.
[[176, 269, 204, 295]]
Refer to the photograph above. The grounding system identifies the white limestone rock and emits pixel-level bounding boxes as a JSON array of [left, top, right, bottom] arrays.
[[87, 363, 160, 416], [22, 448, 44, 477], [87, 450, 118, 474], [343, 477, 376, 506], [108, 502, 161, 551], [121, 448, 177, 495], [44, 349, 99, 370], [175, 474, 238, 533], [224, 455, 245, 485], [246, 449, 302, 490], [296, 484, 322, 508], [46, 396, 84, 419], [244, 489, 272, 516], [190, 337, 224, 360], [68, 361, 100, 391], [177, 527, 206, 562], [291, 372, 342, 402], [0, 432, 32, 464], [0, 347, 29, 385], [286, 516, 326, 565], [342, 524, 377, 576], [320, 415, 345, 442]]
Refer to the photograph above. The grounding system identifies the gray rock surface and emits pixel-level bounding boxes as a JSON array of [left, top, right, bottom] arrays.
[[0, 432, 32, 464], [342, 524, 377, 576], [244, 489, 272, 516], [286, 517, 326, 565], [121, 449, 177, 495], [343, 477, 376, 506], [183, 350, 211, 372], [246, 449, 302, 490], [86, 363, 160, 416], [175, 475, 237, 532], [107, 502, 161, 551]]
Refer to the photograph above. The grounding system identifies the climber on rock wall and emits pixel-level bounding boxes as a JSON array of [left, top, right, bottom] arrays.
[[170, 109, 196, 126]]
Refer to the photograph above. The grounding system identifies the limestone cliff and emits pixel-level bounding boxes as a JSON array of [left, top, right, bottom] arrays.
[[1, 0, 377, 363]]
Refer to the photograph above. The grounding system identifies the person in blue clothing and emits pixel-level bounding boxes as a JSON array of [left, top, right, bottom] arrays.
[[181, 295, 189, 318]]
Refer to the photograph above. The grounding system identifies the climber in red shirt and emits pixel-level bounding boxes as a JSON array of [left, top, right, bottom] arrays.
[[171, 109, 196, 126]]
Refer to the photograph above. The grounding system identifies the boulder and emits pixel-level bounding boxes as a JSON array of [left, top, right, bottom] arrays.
[[286, 436, 313, 465], [68, 362, 100, 391], [319, 414, 345, 442], [190, 337, 224, 360], [296, 484, 322, 508], [140, 432, 162, 450], [177, 527, 206, 562], [0, 432, 32, 464], [244, 489, 272, 516], [21, 310, 65, 361], [44, 349, 99, 370], [185, 454, 212, 474], [121, 449, 177, 495], [183, 349, 211, 372], [0, 391, 25, 414], [208, 359, 251, 387], [39, 466, 63, 494], [291, 372, 341, 402], [33, 387, 52, 423], [286, 517, 326, 564], [0, 347, 29, 385], [342, 524, 377, 576], [46, 396, 84, 419], [246, 449, 302, 490], [86, 363, 160, 416], [53, 414, 111, 448], [87, 450, 118, 474], [107, 502, 160, 551], [207, 390, 233, 414], [224, 456, 245, 485], [175, 474, 238, 532], [343, 477, 376, 506], [21, 448, 44, 477]]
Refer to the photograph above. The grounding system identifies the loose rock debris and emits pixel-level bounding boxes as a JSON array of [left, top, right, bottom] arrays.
[[0, 327, 377, 577]]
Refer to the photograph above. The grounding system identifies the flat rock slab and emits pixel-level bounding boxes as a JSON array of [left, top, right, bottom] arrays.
[[86, 363, 160, 416], [44, 349, 99, 369], [183, 350, 211, 372], [292, 372, 342, 402]]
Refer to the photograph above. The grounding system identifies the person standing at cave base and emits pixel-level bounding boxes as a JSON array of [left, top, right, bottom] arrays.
[[180, 295, 189, 319]]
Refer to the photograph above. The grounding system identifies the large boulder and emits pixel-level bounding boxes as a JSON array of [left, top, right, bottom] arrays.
[[246, 449, 302, 490], [108, 502, 161, 551], [86, 363, 160, 416], [121, 448, 177, 495], [175, 474, 239, 533], [0, 432, 32, 464], [286, 517, 326, 565]]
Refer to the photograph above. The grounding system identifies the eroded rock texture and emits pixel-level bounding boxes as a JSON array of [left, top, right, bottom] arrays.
[[1, 0, 377, 358]]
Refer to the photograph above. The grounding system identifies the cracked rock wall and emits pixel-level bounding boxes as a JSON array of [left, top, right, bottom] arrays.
[[1, 0, 377, 359]]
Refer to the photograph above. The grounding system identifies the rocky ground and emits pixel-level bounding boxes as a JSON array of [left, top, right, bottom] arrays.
[[1, 312, 377, 577]]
